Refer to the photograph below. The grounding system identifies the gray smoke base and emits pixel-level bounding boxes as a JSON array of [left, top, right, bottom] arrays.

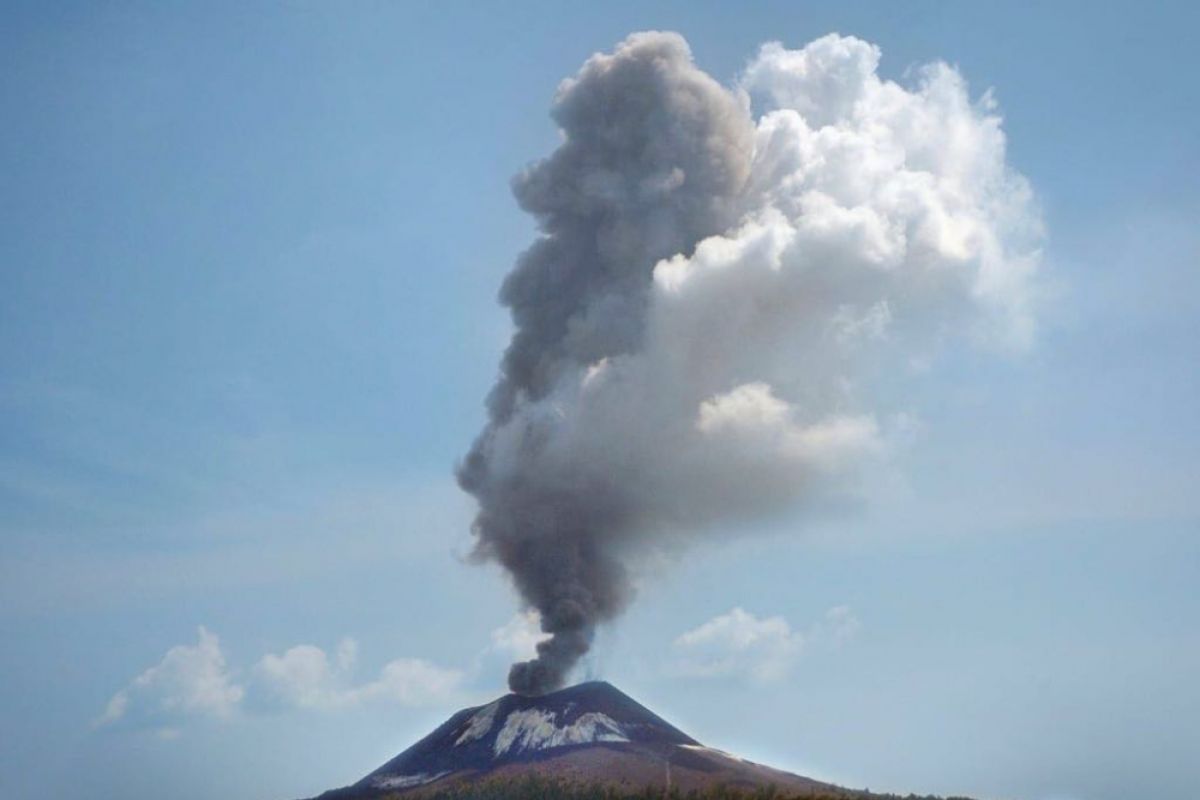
[[459, 31, 1041, 694]]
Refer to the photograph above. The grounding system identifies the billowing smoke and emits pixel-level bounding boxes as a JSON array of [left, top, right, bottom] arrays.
[[458, 32, 1041, 695]]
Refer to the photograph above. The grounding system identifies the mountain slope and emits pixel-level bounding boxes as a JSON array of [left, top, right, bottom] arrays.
[[311, 682, 852, 798]]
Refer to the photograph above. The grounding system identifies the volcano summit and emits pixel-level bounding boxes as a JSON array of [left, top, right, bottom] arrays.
[[309, 682, 851, 798]]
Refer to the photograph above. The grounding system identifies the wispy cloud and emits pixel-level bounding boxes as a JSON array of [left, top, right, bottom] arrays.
[[814, 605, 861, 647], [2, 476, 473, 618], [670, 606, 860, 682]]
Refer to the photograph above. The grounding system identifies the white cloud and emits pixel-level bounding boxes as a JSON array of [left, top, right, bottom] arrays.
[[95, 627, 244, 729], [352, 658, 463, 706], [489, 610, 549, 662], [740, 35, 882, 128], [254, 638, 462, 711], [97, 629, 466, 734], [254, 643, 344, 710], [671, 605, 860, 682], [672, 608, 804, 682]]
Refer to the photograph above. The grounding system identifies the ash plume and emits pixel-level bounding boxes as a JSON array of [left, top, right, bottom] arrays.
[[459, 31, 1041, 695]]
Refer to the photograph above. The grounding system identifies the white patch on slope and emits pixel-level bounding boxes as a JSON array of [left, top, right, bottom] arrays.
[[455, 700, 500, 745], [493, 708, 629, 756], [372, 771, 451, 790], [680, 744, 749, 763]]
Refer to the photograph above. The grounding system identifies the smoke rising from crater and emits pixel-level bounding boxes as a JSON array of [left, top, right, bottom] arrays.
[[458, 31, 1041, 695]]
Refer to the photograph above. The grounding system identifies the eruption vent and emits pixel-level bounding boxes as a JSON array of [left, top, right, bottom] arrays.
[[459, 31, 1041, 695]]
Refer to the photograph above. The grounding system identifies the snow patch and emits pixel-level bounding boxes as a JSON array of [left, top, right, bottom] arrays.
[[455, 700, 500, 746], [494, 709, 629, 756], [372, 771, 450, 790]]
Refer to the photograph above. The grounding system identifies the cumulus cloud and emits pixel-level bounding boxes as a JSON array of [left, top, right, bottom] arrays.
[[97, 629, 463, 734], [671, 606, 860, 682], [461, 30, 1041, 693], [254, 639, 463, 711], [95, 627, 244, 729], [672, 608, 804, 682], [253, 642, 348, 711]]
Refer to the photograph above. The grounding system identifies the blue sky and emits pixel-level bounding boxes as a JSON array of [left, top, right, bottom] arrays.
[[1, 3, 1197, 800]]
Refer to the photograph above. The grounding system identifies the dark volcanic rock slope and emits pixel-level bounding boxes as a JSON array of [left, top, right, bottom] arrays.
[[313, 682, 847, 798]]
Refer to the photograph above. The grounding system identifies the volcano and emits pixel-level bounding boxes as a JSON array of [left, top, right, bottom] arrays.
[[310, 681, 854, 798]]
